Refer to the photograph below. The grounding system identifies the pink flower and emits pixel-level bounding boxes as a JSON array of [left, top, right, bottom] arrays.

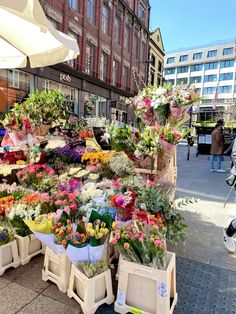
[[116, 196, 125, 207], [138, 238, 144, 243], [55, 200, 63, 206], [143, 98, 152, 108], [64, 206, 71, 215], [112, 180, 122, 189], [115, 233, 120, 239], [36, 173, 43, 178], [28, 168, 35, 174], [154, 240, 162, 247], [123, 243, 130, 250], [111, 238, 117, 245], [70, 203, 77, 211]]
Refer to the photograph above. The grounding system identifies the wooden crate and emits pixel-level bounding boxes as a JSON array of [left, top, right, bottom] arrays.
[[15, 234, 44, 265], [114, 251, 177, 314], [67, 264, 114, 314], [0, 240, 20, 275], [42, 246, 71, 293]]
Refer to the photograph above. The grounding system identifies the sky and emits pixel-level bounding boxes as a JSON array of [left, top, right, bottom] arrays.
[[149, 0, 236, 53]]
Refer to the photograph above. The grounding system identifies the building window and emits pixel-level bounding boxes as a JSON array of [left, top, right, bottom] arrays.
[[218, 85, 232, 93], [189, 76, 202, 83], [141, 41, 147, 61], [134, 29, 139, 58], [85, 43, 94, 75], [165, 79, 175, 85], [102, 3, 109, 34], [176, 77, 188, 85], [113, 59, 120, 86], [67, 31, 77, 67], [124, 23, 131, 51], [203, 87, 216, 94], [193, 52, 203, 60], [207, 50, 217, 58], [114, 14, 121, 44], [205, 62, 218, 70], [179, 55, 188, 62], [158, 61, 162, 73], [219, 72, 233, 81], [150, 54, 156, 67], [157, 77, 161, 86], [150, 71, 155, 85], [100, 52, 108, 81], [204, 74, 217, 82], [68, 0, 78, 10], [167, 57, 175, 64], [223, 47, 233, 55], [123, 66, 129, 89], [138, 3, 146, 24], [190, 64, 203, 72], [87, 0, 96, 24], [220, 59, 234, 68], [164, 67, 175, 75], [8, 70, 19, 88], [177, 66, 189, 74]]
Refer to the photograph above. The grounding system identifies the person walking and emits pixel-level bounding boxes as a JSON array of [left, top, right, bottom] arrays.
[[210, 119, 226, 173], [223, 137, 236, 252]]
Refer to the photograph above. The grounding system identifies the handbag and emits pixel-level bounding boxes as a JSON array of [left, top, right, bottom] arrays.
[[225, 174, 236, 186]]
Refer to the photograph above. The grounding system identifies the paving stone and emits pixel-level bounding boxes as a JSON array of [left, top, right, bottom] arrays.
[[0, 283, 37, 314], [0, 278, 11, 290], [18, 295, 81, 314], [42, 283, 82, 310]]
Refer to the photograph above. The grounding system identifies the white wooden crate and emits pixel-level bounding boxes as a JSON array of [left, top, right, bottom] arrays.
[[0, 240, 20, 275], [42, 246, 71, 293], [115, 251, 177, 314], [67, 264, 114, 314], [15, 234, 44, 265]]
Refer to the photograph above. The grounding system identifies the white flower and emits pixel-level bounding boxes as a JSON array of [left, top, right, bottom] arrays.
[[152, 87, 166, 96]]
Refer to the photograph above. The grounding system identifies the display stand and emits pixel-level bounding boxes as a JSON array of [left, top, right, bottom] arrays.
[[67, 264, 114, 314], [0, 240, 20, 275], [115, 252, 177, 314], [15, 234, 44, 265], [42, 246, 71, 293]]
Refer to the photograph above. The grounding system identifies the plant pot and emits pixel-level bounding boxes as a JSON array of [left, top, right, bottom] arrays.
[[0, 240, 20, 276], [15, 234, 44, 265], [115, 251, 178, 314], [67, 264, 114, 314]]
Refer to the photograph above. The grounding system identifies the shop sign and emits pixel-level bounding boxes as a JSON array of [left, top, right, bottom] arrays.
[[60, 74, 71, 82]]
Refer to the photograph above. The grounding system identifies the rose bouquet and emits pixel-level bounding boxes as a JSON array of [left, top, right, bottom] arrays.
[[111, 216, 167, 269]]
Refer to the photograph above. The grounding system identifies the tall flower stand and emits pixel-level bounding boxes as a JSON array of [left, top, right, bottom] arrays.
[[115, 252, 177, 314], [67, 264, 114, 314], [42, 246, 71, 293], [15, 234, 44, 265], [0, 240, 20, 275]]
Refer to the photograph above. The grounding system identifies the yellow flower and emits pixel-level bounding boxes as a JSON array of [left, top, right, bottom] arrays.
[[112, 221, 117, 229], [89, 229, 95, 237], [16, 160, 25, 165]]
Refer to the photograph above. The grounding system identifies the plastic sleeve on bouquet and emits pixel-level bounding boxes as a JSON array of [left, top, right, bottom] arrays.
[[88, 243, 107, 264], [65, 244, 89, 264], [32, 232, 56, 251]]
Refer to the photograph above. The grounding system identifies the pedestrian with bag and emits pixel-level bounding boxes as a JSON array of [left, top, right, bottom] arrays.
[[210, 119, 226, 173]]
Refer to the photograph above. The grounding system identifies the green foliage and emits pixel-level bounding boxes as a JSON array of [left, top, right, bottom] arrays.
[[109, 124, 135, 152], [9, 216, 31, 237]]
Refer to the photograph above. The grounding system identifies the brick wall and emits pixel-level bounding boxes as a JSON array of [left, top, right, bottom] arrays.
[[39, 0, 150, 95]]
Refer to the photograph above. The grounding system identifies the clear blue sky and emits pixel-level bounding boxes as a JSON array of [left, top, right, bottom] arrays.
[[149, 0, 236, 52]]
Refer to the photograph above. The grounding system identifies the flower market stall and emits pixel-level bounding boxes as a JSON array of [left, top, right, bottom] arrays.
[[0, 85, 200, 314]]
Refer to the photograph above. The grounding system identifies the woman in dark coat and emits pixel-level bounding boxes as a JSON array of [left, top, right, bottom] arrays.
[[210, 121, 225, 172]]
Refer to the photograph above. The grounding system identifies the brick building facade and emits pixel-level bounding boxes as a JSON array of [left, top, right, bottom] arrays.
[[0, 0, 150, 124]]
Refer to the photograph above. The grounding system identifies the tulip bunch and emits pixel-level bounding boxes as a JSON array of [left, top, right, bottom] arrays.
[[86, 219, 109, 246]]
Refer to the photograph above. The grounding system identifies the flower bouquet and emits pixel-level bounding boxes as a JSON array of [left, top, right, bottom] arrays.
[[110, 189, 136, 222], [76, 260, 108, 278], [111, 216, 167, 269], [0, 226, 14, 246], [86, 210, 112, 263]]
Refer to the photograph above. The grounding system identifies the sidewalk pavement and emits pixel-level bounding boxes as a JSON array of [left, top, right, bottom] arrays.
[[0, 145, 236, 314]]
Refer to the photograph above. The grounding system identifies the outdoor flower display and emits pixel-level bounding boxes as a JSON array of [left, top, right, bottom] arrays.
[[76, 260, 108, 278]]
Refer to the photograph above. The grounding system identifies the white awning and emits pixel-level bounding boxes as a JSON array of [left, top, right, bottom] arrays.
[[0, 0, 80, 68]]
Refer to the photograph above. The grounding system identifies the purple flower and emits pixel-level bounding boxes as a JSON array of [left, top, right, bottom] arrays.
[[0, 231, 8, 241]]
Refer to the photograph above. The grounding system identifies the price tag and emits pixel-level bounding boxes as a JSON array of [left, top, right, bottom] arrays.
[[130, 307, 143, 314], [157, 281, 168, 299], [116, 291, 125, 308]]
